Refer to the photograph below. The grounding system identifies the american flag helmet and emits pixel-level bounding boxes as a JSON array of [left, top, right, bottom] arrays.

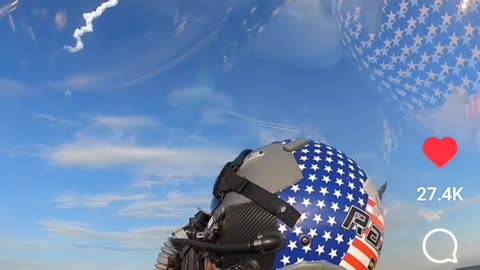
[[333, 0, 480, 118], [209, 138, 385, 270]]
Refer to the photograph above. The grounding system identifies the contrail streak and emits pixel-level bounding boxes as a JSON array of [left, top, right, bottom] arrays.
[[223, 111, 302, 132], [64, 0, 119, 53], [8, 14, 15, 32], [0, 0, 18, 18]]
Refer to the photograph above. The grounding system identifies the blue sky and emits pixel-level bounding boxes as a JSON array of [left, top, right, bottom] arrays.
[[1, 0, 480, 270]]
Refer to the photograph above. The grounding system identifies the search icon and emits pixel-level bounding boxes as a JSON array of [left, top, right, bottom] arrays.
[[422, 228, 458, 264]]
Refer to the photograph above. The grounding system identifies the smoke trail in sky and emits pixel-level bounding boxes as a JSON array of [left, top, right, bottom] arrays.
[[64, 0, 119, 53], [0, 0, 18, 18]]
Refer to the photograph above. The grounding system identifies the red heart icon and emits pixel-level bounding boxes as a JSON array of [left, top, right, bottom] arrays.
[[423, 137, 458, 168]]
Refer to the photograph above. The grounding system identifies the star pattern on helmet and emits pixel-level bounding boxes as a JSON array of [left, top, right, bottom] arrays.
[[334, 0, 480, 112], [272, 139, 371, 269]]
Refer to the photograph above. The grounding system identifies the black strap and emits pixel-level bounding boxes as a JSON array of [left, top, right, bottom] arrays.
[[213, 149, 253, 198], [215, 167, 301, 228]]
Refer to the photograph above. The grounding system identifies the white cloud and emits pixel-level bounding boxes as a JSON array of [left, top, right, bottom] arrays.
[[42, 143, 235, 175], [417, 209, 443, 221], [41, 221, 171, 250], [52, 192, 149, 208], [30, 113, 236, 186], [87, 115, 159, 139]]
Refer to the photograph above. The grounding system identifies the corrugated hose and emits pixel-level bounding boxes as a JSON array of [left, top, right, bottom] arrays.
[[154, 227, 189, 270]]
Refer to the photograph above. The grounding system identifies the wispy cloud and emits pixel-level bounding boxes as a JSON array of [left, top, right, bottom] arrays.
[[40, 221, 172, 250], [0, 144, 48, 158], [8, 14, 15, 32], [32, 114, 157, 140], [381, 116, 398, 165], [51, 190, 210, 222], [117, 191, 211, 219], [170, 87, 324, 144], [0, 78, 30, 96], [0, 239, 55, 249], [33, 113, 79, 128], [131, 173, 194, 188], [70, 243, 155, 252], [92, 116, 158, 130], [384, 194, 480, 229], [47, 74, 105, 91], [417, 209, 443, 221], [28, 26, 36, 41], [383, 202, 442, 228], [42, 142, 234, 173], [0, 261, 55, 270], [87, 115, 159, 139], [222, 110, 324, 144], [169, 86, 318, 140], [30, 114, 236, 186], [224, 111, 302, 132], [412, 92, 480, 150], [53, 192, 149, 208]]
